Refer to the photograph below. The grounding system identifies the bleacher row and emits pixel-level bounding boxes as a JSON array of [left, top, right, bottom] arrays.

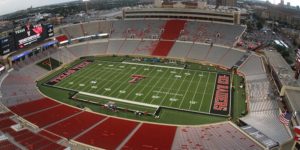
[[61, 21, 111, 39], [0, 98, 262, 150], [0, 67, 46, 107], [11, 38, 248, 71], [0, 111, 65, 150], [106, 39, 247, 68], [59, 19, 245, 47], [237, 54, 292, 144]]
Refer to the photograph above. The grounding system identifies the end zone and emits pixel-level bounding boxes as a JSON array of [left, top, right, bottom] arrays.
[[210, 74, 231, 116], [46, 60, 93, 85]]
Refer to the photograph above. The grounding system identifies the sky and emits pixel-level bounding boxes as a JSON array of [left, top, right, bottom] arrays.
[[0, 0, 75, 15], [264, 0, 300, 6], [0, 0, 299, 16]]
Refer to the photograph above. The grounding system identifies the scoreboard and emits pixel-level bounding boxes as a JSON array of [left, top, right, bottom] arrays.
[[14, 23, 54, 49], [0, 23, 54, 56], [0, 36, 15, 55]]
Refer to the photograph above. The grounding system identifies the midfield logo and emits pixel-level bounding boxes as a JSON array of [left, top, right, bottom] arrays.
[[129, 75, 146, 83]]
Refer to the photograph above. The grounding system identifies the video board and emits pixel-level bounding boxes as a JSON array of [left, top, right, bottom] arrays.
[[0, 23, 54, 56], [0, 36, 15, 55], [14, 23, 54, 49]]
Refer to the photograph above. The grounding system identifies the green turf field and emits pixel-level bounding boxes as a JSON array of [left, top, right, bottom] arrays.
[[38, 56, 248, 125], [48, 59, 222, 115]]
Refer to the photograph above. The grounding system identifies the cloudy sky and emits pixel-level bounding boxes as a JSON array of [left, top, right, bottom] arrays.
[[0, 0, 299, 16], [0, 0, 75, 15], [265, 0, 300, 6]]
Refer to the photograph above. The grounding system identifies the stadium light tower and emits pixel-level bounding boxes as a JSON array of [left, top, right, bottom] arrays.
[[83, 0, 90, 13]]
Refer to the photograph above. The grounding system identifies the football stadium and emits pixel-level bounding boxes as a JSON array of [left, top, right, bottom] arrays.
[[1, 0, 300, 150]]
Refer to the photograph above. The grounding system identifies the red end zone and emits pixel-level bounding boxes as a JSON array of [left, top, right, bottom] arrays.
[[210, 74, 231, 116], [46, 60, 93, 85]]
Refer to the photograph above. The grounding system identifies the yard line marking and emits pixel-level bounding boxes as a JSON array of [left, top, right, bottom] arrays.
[[58, 62, 101, 89], [106, 65, 148, 96], [157, 69, 185, 105], [152, 95, 160, 99], [135, 93, 143, 96], [122, 62, 184, 69], [141, 68, 171, 103], [54, 60, 219, 113], [77, 62, 123, 92], [148, 68, 176, 104], [104, 88, 111, 91], [119, 90, 126, 94], [67, 61, 114, 89], [71, 64, 112, 91], [102, 60, 215, 75], [153, 91, 183, 96], [131, 68, 163, 101], [198, 72, 212, 111], [188, 71, 203, 110], [87, 62, 132, 92], [94, 64, 136, 94], [123, 67, 156, 100], [56, 62, 98, 87], [169, 70, 193, 106], [59, 72, 211, 95], [56, 61, 117, 91], [111, 68, 148, 97], [178, 71, 197, 109], [102, 67, 124, 71], [106, 64, 146, 97], [56, 62, 215, 97], [75, 61, 124, 92]]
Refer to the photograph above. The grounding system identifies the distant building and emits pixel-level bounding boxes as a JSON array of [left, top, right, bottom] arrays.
[[48, 16, 64, 25], [216, 0, 237, 7], [125, 1, 241, 24], [280, 0, 284, 5], [255, 4, 300, 27]]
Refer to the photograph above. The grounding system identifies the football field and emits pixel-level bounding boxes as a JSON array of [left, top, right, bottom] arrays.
[[48, 59, 225, 114]]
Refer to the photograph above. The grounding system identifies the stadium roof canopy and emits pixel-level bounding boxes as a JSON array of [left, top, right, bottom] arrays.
[[264, 50, 300, 124], [264, 50, 299, 87], [285, 89, 300, 124]]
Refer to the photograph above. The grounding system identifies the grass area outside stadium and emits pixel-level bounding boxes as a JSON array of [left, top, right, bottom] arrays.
[[37, 55, 247, 125]]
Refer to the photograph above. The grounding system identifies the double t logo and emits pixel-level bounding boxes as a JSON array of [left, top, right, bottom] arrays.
[[129, 75, 146, 83]]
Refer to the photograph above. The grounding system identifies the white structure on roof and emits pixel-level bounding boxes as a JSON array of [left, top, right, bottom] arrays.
[[154, 0, 162, 8], [123, 7, 241, 24]]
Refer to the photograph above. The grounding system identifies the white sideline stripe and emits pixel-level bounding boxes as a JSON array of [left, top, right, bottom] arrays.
[[122, 62, 184, 70], [79, 91, 159, 108], [8, 68, 14, 73], [0, 72, 10, 98]]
